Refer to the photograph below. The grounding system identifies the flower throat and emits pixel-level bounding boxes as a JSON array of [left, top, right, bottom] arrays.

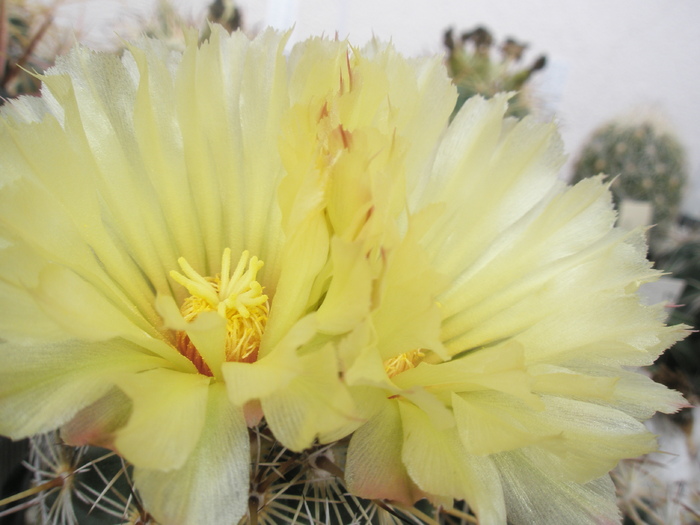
[[170, 249, 269, 376]]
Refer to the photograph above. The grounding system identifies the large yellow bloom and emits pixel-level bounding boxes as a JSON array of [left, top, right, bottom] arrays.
[[0, 27, 686, 524]]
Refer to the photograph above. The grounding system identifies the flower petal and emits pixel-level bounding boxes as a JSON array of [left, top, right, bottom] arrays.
[[134, 383, 249, 525], [32, 264, 149, 342], [114, 368, 210, 470], [493, 450, 620, 525], [0, 136, 162, 335], [525, 396, 657, 483], [261, 345, 360, 451], [419, 96, 562, 281], [0, 339, 163, 439], [315, 237, 373, 334], [439, 177, 617, 352], [371, 221, 447, 361], [0, 241, 70, 343], [345, 396, 423, 504], [260, 212, 329, 354], [340, 321, 392, 388], [223, 314, 315, 406], [452, 391, 557, 455], [399, 401, 507, 525], [394, 340, 541, 409], [182, 311, 228, 379], [61, 387, 132, 449]]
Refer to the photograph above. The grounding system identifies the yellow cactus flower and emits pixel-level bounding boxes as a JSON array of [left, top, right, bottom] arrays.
[[0, 25, 687, 525], [340, 98, 688, 523]]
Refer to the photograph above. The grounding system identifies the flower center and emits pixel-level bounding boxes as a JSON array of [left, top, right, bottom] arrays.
[[383, 350, 425, 379], [170, 249, 269, 374]]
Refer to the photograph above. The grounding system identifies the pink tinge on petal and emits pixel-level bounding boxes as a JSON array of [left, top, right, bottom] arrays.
[[349, 472, 426, 506], [345, 399, 425, 505], [61, 388, 132, 449], [243, 399, 263, 427], [62, 423, 117, 450]]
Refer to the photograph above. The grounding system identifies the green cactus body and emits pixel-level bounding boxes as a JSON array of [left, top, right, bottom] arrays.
[[572, 121, 688, 251], [444, 26, 546, 120]]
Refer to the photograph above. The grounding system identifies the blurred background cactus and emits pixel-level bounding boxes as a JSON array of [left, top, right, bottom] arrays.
[[205, 0, 243, 33], [136, 0, 191, 50], [130, 0, 244, 52], [571, 119, 688, 254], [652, 241, 700, 408], [443, 25, 546, 120], [574, 119, 700, 525], [0, 0, 73, 102]]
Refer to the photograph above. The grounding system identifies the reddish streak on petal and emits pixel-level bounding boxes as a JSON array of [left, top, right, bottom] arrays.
[[175, 331, 214, 377]]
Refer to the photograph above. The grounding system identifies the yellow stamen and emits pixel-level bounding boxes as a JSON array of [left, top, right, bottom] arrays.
[[384, 349, 425, 379], [170, 249, 270, 370]]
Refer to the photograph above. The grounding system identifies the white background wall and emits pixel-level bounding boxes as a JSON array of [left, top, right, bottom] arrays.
[[55, 0, 700, 218]]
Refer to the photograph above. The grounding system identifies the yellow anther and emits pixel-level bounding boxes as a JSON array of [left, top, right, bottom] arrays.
[[384, 349, 425, 379], [171, 249, 270, 366]]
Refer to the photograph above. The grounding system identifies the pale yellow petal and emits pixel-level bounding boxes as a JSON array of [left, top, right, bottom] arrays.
[[1, 93, 49, 123], [534, 362, 688, 420], [286, 38, 348, 105], [358, 41, 456, 197], [418, 97, 562, 277], [394, 340, 541, 409], [0, 110, 170, 334], [605, 369, 688, 418], [126, 38, 207, 271], [340, 321, 393, 388], [530, 365, 619, 400], [259, 213, 329, 354], [61, 387, 132, 449], [170, 29, 290, 269], [493, 451, 621, 525], [0, 242, 71, 342], [371, 220, 447, 361], [0, 339, 164, 439], [32, 264, 149, 342], [261, 345, 360, 451], [218, 29, 290, 281], [315, 237, 373, 334], [527, 396, 657, 482], [181, 311, 227, 380], [345, 396, 424, 504], [399, 401, 507, 525], [453, 391, 557, 455], [223, 314, 315, 406], [114, 368, 210, 471], [154, 293, 189, 331], [134, 383, 249, 525], [0, 121, 162, 328], [440, 177, 618, 353], [514, 296, 678, 365], [40, 46, 181, 297], [30, 264, 190, 369]]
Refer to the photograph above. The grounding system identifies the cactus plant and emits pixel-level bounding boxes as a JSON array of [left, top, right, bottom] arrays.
[[443, 26, 546, 119], [653, 240, 700, 401], [206, 0, 242, 33], [122, 0, 245, 53], [573, 123, 695, 524], [0, 0, 70, 102], [571, 120, 688, 252], [2, 428, 471, 524]]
